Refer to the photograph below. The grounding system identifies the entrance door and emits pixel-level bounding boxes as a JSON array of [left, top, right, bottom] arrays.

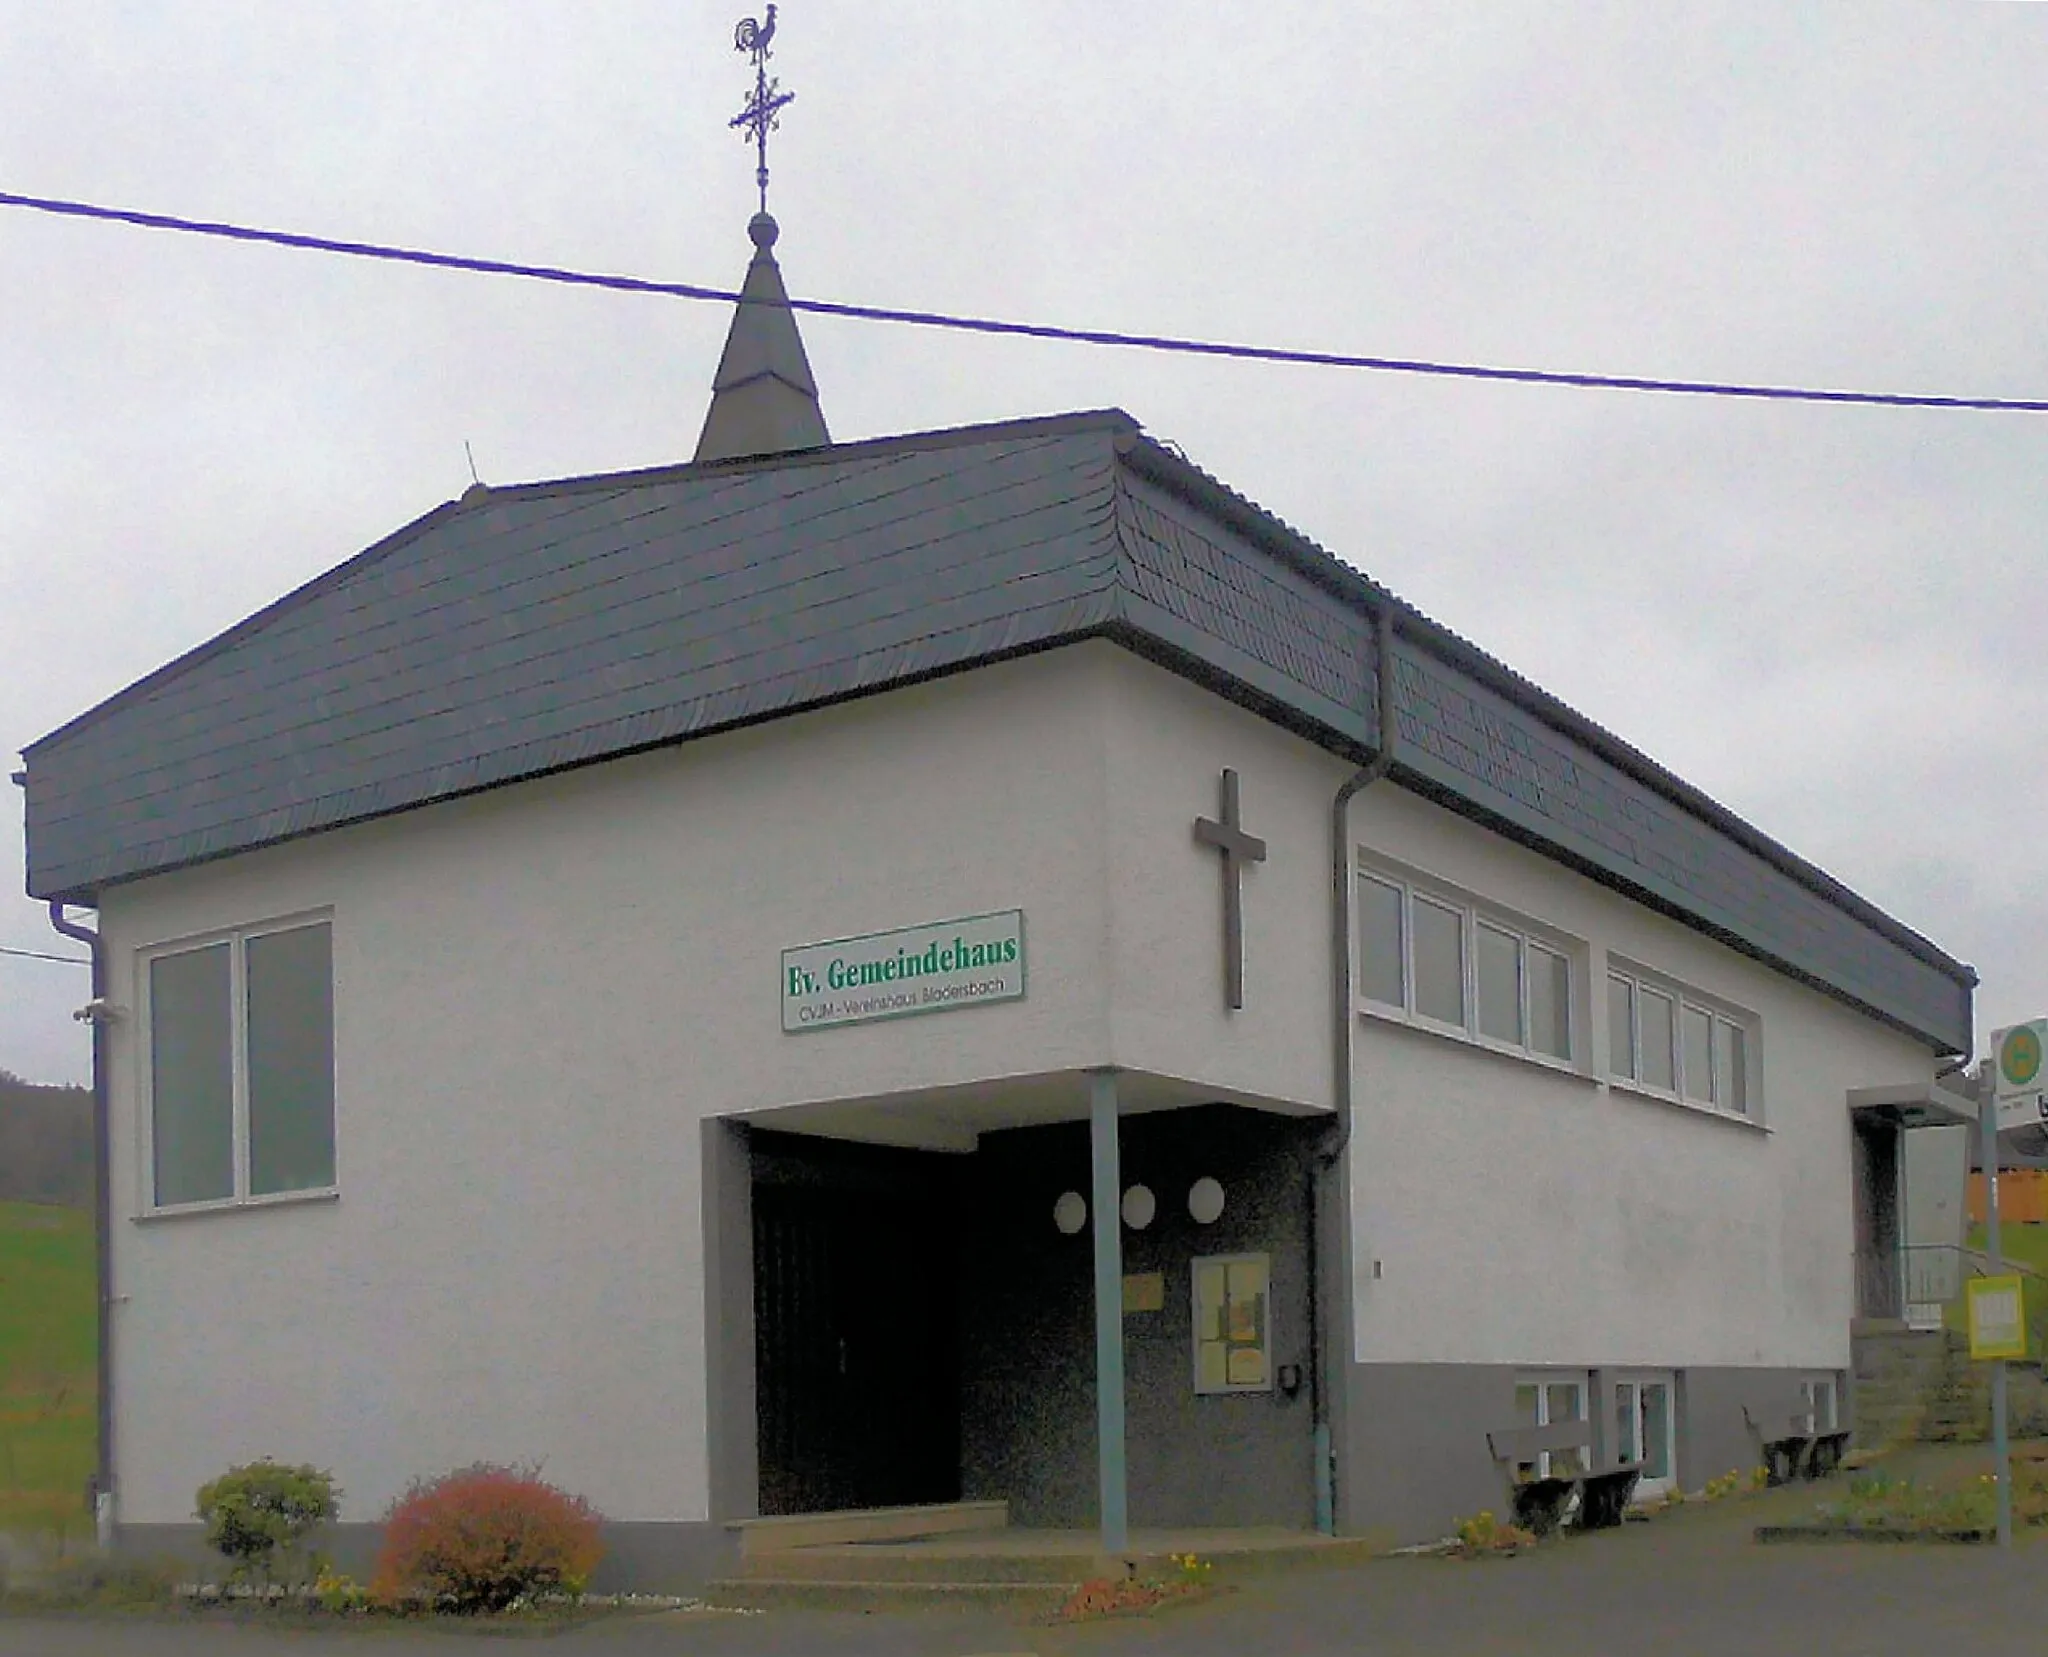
[[752, 1177, 960, 1515], [1612, 1375, 1676, 1500]]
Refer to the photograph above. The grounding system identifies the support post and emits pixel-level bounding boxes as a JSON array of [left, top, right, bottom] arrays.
[[1089, 1070, 1129, 1555], [1981, 1057, 2012, 1550]]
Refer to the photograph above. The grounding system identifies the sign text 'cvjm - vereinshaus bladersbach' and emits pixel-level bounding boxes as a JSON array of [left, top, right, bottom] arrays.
[[781, 910, 1025, 1032]]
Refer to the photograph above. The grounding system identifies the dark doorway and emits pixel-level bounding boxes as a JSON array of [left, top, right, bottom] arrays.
[[751, 1132, 962, 1515], [1852, 1115, 1903, 1319]]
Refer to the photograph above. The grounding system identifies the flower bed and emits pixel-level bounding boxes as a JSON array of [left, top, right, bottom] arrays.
[[1754, 1462, 2048, 1544]]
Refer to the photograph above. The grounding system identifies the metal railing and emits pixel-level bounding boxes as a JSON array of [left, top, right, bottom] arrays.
[[1857, 1244, 2048, 1347]]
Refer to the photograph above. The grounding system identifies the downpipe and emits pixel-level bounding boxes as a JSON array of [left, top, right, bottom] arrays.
[[1308, 604, 1399, 1536], [48, 900, 115, 1550]]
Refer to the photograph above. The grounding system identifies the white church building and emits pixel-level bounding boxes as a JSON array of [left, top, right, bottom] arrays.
[[19, 209, 1977, 1585]]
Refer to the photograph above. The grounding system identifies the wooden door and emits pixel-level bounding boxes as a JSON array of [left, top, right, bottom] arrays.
[[753, 1181, 960, 1514]]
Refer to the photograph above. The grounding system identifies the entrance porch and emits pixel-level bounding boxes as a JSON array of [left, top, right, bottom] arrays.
[[702, 1069, 1332, 1558]]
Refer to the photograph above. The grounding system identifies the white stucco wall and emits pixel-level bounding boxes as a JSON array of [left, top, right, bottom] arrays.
[[1099, 651, 1343, 1109], [98, 646, 1127, 1527], [1087, 649, 1931, 1374], [1341, 782, 1936, 1372], [92, 637, 1945, 1529]]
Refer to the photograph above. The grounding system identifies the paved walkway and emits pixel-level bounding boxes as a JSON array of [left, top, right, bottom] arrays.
[[9, 1454, 2048, 1656]]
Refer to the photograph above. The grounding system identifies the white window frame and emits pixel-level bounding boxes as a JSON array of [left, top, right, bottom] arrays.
[[1606, 959, 1760, 1124], [1512, 1371, 1590, 1481], [136, 912, 338, 1218], [1611, 1371, 1679, 1500], [1355, 861, 1580, 1069], [1800, 1374, 1840, 1436]]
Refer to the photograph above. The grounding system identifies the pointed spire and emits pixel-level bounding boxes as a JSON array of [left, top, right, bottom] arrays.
[[693, 213, 830, 464]]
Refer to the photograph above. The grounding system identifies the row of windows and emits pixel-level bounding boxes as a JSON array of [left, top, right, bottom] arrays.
[[1359, 868, 1757, 1117], [1517, 1371, 1838, 1488], [1608, 968, 1747, 1115], [1358, 876, 1571, 1062]]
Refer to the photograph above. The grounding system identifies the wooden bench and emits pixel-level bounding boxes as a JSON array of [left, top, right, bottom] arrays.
[[1486, 1420, 1641, 1535], [1741, 1399, 1848, 1485]]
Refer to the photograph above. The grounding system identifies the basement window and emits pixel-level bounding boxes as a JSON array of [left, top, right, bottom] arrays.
[[143, 918, 335, 1211]]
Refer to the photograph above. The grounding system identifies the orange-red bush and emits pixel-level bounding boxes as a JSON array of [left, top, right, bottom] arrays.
[[370, 1464, 603, 1613]]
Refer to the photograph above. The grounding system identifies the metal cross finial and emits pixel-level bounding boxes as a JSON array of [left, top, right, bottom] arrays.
[[730, 5, 794, 215]]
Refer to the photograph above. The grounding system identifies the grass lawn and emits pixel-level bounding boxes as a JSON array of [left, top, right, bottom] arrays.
[[1968, 1220, 2048, 1274], [1932, 1224, 2048, 1353], [0, 1199, 96, 1553]]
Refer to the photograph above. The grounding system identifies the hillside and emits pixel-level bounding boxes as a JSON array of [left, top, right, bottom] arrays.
[[0, 1072, 92, 1208], [0, 1199, 96, 1548]]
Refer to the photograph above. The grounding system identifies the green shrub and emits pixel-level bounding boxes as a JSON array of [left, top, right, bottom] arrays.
[[194, 1459, 339, 1585], [371, 1464, 603, 1613]]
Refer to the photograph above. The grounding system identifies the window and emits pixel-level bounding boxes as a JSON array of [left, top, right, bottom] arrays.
[[1681, 1005, 1713, 1104], [1412, 897, 1465, 1027], [1476, 922, 1521, 1043], [145, 919, 334, 1210], [1357, 876, 1405, 1008], [1513, 1374, 1587, 1480], [1357, 867, 1575, 1063], [1613, 1374, 1677, 1498], [1607, 965, 1755, 1118], [1715, 1021, 1748, 1115], [1527, 944, 1571, 1062], [1607, 975, 1636, 1079], [1639, 988, 1676, 1091], [1800, 1376, 1838, 1435]]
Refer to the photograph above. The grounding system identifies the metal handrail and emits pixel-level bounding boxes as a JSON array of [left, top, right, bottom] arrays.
[[1863, 1243, 2048, 1355]]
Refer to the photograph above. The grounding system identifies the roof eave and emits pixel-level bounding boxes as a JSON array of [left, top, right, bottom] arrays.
[[1115, 433, 1977, 994]]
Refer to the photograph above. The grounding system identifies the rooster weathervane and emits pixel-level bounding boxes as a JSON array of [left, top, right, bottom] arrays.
[[730, 5, 794, 215]]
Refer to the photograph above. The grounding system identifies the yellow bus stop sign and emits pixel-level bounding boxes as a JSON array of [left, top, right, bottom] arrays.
[[1969, 1276, 2028, 1361]]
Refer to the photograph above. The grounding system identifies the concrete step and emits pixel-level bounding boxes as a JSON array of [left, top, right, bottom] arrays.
[[1852, 1406, 1927, 1449], [738, 1546, 1099, 1584], [729, 1500, 1009, 1559], [726, 1534, 1382, 1588], [1854, 1383, 1935, 1407], [704, 1577, 1078, 1616]]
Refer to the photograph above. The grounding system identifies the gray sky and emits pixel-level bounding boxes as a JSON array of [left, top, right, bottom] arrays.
[[4, 2, 2045, 1085]]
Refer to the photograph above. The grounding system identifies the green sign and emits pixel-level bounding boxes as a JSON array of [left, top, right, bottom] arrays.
[[781, 910, 1026, 1032]]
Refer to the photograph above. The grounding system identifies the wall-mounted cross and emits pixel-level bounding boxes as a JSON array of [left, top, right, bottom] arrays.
[[1194, 768, 1267, 1011]]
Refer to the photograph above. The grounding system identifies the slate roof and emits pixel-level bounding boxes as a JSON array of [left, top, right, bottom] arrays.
[[20, 408, 1975, 1052]]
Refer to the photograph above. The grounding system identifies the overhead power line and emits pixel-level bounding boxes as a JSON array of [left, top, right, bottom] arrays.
[[0, 943, 90, 966], [4, 187, 2045, 414]]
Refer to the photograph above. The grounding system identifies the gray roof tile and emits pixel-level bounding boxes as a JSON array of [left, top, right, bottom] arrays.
[[22, 408, 1972, 1052]]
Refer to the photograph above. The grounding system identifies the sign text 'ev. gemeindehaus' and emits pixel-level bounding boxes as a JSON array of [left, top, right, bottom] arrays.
[[781, 910, 1026, 1032]]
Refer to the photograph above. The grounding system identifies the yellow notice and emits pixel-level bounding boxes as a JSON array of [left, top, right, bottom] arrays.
[[1122, 1272, 1165, 1314], [1969, 1275, 2028, 1361], [1195, 1262, 1226, 1340]]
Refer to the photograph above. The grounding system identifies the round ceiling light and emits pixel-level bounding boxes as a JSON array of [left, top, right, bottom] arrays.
[[1188, 1177, 1226, 1225], [1121, 1184, 1157, 1230], [1053, 1191, 1087, 1235]]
